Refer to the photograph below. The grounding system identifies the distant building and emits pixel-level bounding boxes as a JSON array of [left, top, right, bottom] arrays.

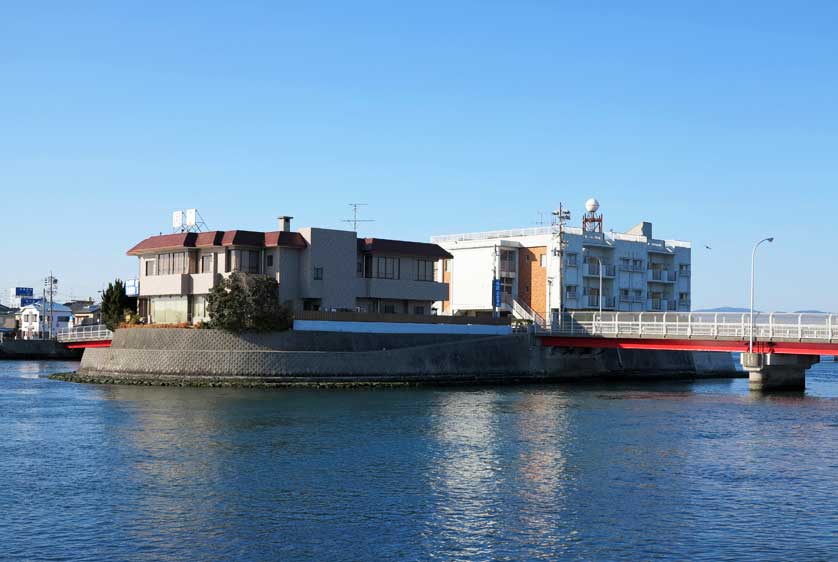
[[128, 216, 452, 324], [431, 199, 692, 326], [17, 301, 74, 339], [64, 299, 101, 326], [0, 304, 17, 341]]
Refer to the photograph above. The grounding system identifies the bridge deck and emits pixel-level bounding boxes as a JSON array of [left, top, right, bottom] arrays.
[[538, 311, 838, 355]]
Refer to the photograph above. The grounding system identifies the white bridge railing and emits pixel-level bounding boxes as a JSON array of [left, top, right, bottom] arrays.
[[57, 324, 113, 343], [545, 311, 838, 342]]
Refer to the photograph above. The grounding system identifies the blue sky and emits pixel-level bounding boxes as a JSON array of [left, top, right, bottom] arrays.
[[2, 1, 836, 310]]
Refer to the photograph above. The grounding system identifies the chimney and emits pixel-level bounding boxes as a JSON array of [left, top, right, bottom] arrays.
[[278, 216, 293, 232]]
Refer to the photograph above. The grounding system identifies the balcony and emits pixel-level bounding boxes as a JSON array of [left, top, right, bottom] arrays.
[[619, 263, 645, 273], [620, 293, 645, 303], [138, 274, 190, 296], [679, 268, 691, 278], [648, 269, 677, 283], [647, 299, 677, 312], [361, 278, 449, 302], [585, 295, 616, 309], [584, 263, 616, 278]]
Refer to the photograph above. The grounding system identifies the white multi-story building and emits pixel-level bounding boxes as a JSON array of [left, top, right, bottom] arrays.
[[431, 199, 691, 326], [17, 301, 74, 340]]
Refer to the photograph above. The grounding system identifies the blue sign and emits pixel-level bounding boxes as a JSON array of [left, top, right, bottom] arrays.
[[492, 279, 502, 308], [125, 279, 140, 297], [20, 297, 40, 307], [15, 287, 33, 297]]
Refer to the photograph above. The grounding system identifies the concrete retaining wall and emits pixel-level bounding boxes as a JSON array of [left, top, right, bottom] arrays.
[[72, 328, 740, 386], [0, 340, 82, 360]]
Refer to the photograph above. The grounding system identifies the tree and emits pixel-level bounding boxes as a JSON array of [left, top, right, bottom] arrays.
[[101, 279, 136, 330], [207, 273, 292, 332]]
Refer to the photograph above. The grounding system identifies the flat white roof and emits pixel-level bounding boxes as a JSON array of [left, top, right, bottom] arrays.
[[432, 226, 690, 249]]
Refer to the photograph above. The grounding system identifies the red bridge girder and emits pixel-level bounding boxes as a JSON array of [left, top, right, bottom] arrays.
[[65, 341, 112, 349], [539, 336, 838, 356]]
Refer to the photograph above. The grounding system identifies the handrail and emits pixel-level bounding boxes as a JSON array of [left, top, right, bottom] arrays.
[[539, 311, 838, 342], [501, 293, 547, 328], [56, 324, 114, 343]]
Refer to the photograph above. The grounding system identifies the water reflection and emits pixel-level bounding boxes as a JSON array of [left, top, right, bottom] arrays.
[[3, 362, 838, 562]]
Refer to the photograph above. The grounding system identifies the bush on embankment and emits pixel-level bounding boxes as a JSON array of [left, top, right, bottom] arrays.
[[207, 273, 292, 332]]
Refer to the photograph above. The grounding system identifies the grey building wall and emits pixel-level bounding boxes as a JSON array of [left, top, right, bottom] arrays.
[[298, 227, 360, 310]]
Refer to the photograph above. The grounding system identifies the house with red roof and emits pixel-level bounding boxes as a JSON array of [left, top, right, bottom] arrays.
[[127, 216, 452, 324]]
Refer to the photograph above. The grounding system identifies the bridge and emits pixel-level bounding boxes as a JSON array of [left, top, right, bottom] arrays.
[[57, 324, 113, 349], [536, 311, 837, 391]]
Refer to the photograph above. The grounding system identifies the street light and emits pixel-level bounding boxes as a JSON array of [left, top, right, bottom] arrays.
[[750, 237, 774, 353], [583, 248, 603, 329]]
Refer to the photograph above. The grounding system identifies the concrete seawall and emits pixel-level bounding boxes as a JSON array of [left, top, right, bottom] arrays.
[[63, 328, 740, 386], [0, 340, 82, 360]]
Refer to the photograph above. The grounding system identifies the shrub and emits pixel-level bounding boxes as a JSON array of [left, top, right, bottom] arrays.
[[207, 273, 292, 332], [101, 279, 137, 331]]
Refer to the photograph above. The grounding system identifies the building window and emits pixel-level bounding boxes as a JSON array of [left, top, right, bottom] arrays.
[[679, 292, 689, 301], [565, 253, 578, 267], [313, 267, 324, 280], [633, 259, 643, 269], [443, 259, 450, 273], [144, 259, 157, 276], [566, 285, 578, 298], [156, 252, 188, 275], [383, 304, 396, 314], [364, 255, 373, 278], [500, 276, 513, 295], [417, 259, 434, 281], [200, 254, 213, 273], [266, 254, 274, 268], [540, 254, 546, 267], [245, 250, 260, 274], [376, 257, 400, 280], [414, 306, 425, 315]]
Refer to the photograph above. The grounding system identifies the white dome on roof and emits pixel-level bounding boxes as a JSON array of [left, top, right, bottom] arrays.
[[585, 198, 600, 213]]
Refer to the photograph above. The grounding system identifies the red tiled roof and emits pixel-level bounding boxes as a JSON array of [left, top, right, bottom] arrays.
[[127, 230, 307, 255], [357, 238, 453, 259], [264, 231, 307, 248]]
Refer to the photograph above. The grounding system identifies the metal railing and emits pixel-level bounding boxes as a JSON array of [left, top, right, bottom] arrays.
[[501, 293, 547, 329], [648, 270, 677, 282], [544, 311, 838, 341], [584, 263, 616, 277], [56, 324, 113, 343]]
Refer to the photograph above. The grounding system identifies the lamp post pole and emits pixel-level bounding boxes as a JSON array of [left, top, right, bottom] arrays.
[[750, 237, 774, 353]]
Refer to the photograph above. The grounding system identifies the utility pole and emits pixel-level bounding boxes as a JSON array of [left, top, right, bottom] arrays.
[[492, 244, 499, 319], [551, 203, 571, 329], [342, 203, 375, 233], [44, 272, 57, 340]]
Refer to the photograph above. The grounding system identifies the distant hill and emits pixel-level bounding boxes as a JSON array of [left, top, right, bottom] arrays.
[[696, 307, 829, 314]]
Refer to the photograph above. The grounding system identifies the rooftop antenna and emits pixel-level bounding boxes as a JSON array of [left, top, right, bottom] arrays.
[[342, 203, 375, 233], [582, 197, 603, 233], [172, 209, 208, 233], [536, 211, 546, 226]]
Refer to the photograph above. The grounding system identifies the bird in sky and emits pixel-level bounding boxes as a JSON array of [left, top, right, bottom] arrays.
[[705, 245, 712, 250]]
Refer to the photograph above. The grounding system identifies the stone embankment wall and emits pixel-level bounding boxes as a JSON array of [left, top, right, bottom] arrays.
[[0, 340, 82, 360], [69, 328, 740, 386]]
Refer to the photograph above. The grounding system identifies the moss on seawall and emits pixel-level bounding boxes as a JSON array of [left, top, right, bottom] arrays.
[[48, 369, 743, 388]]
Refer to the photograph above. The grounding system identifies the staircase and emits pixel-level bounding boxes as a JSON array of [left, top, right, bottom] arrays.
[[501, 293, 547, 329]]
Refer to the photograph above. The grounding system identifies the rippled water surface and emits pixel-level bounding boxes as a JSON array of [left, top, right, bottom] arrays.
[[2, 359, 838, 561]]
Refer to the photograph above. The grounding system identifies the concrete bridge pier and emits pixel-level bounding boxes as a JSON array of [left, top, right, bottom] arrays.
[[741, 353, 820, 391]]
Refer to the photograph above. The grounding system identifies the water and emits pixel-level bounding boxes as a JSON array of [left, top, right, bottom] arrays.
[[2, 360, 838, 561]]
